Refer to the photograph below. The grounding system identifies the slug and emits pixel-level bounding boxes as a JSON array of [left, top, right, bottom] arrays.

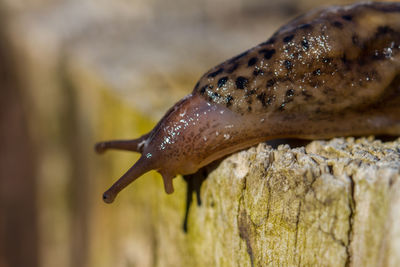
[[96, 2, 400, 203]]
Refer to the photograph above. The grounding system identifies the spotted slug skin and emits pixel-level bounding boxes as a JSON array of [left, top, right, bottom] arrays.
[[96, 2, 400, 203]]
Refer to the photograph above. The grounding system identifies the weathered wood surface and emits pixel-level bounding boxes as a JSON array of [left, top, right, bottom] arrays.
[[182, 138, 400, 267], [1, 0, 400, 267]]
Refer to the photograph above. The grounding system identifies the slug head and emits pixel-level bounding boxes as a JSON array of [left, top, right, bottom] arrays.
[[95, 94, 250, 203]]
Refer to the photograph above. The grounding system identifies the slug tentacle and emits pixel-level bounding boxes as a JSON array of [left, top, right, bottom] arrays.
[[95, 134, 149, 154], [96, 2, 400, 203], [102, 155, 154, 203]]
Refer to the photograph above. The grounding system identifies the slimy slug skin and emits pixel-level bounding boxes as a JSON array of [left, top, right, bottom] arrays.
[[95, 2, 400, 203]]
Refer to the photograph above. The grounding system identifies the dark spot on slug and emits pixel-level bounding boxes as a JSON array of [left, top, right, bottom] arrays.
[[247, 89, 257, 95], [286, 89, 295, 97], [218, 77, 228, 88], [200, 85, 208, 94], [247, 106, 252, 111], [372, 51, 385, 60], [229, 51, 249, 63], [284, 60, 292, 70], [299, 23, 312, 30], [265, 94, 275, 106], [256, 92, 268, 107], [313, 69, 321, 76], [301, 39, 309, 50], [260, 38, 276, 46], [283, 34, 294, 43], [227, 63, 239, 73], [342, 14, 353, 21], [376, 26, 395, 36], [267, 38, 276, 45], [208, 68, 224, 78], [266, 79, 275, 87], [225, 95, 233, 107], [212, 92, 220, 98], [332, 21, 343, 28], [260, 49, 275, 59], [322, 57, 331, 64], [236, 76, 248, 89], [248, 57, 258, 66], [292, 52, 300, 59], [253, 69, 264, 76]]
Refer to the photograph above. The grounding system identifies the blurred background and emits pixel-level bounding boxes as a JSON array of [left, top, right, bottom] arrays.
[[0, 0, 393, 266]]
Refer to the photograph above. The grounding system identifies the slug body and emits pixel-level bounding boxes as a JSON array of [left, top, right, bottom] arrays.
[[96, 2, 400, 203]]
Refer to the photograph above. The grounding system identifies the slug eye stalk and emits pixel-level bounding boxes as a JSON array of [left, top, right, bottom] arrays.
[[100, 155, 154, 203], [95, 134, 149, 154], [95, 135, 155, 203]]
